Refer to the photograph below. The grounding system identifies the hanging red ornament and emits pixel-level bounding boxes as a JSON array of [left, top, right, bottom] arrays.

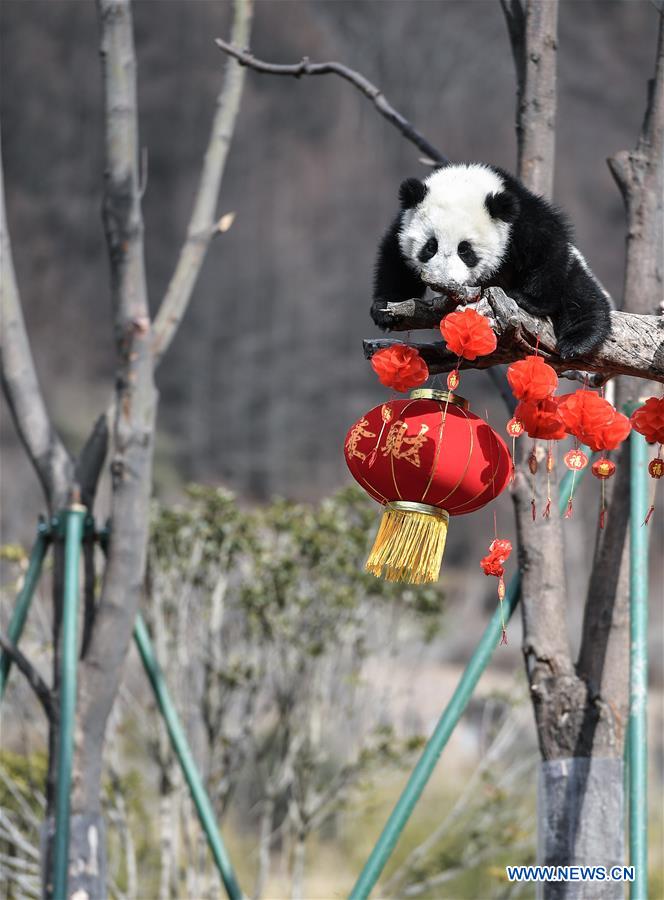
[[439, 308, 497, 360], [564, 448, 589, 471], [514, 398, 567, 441], [480, 537, 513, 645], [630, 397, 664, 445], [592, 458, 616, 479], [370, 345, 429, 392], [507, 355, 558, 401], [644, 451, 664, 525], [562, 447, 589, 518], [557, 390, 615, 447], [344, 389, 511, 583], [592, 457, 617, 530], [588, 412, 632, 453], [506, 417, 524, 438], [447, 369, 460, 390]]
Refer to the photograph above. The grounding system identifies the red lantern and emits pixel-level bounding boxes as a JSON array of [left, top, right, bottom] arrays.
[[344, 389, 512, 583], [514, 398, 567, 441]]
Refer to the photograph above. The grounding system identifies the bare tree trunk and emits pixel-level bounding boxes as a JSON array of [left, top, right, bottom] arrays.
[[290, 831, 306, 900], [253, 798, 275, 900]]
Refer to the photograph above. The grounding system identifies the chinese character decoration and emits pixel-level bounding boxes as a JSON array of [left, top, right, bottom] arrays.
[[370, 344, 429, 392], [630, 396, 664, 525], [558, 390, 632, 525], [507, 355, 561, 518], [344, 390, 511, 584], [481, 535, 513, 645], [439, 308, 497, 391]]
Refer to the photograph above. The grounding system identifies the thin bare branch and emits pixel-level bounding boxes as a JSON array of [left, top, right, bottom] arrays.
[[365, 289, 664, 383], [153, 0, 254, 364], [0, 134, 73, 510], [0, 633, 53, 719], [214, 38, 448, 166]]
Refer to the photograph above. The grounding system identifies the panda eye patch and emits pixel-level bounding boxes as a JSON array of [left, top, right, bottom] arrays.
[[418, 236, 438, 263], [457, 241, 479, 267]]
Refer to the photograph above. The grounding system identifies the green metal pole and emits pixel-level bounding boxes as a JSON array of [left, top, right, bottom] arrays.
[[0, 522, 49, 700], [349, 464, 586, 900], [53, 505, 86, 900], [629, 429, 649, 900], [133, 613, 244, 900]]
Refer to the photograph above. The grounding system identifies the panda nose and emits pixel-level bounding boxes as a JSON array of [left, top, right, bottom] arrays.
[[418, 237, 438, 262]]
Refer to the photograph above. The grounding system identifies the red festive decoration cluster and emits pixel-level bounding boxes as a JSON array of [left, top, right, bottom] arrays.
[[557, 390, 631, 452], [439, 308, 497, 360], [630, 396, 664, 445], [370, 345, 429, 392]]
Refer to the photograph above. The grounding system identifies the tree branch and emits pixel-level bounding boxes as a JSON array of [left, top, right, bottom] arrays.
[[0, 133, 73, 511], [74, 0, 158, 815], [364, 289, 664, 383], [152, 0, 254, 365], [0, 633, 53, 719], [214, 38, 448, 166]]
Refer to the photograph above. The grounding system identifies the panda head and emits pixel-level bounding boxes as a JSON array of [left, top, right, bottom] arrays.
[[397, 164, 520, 292]]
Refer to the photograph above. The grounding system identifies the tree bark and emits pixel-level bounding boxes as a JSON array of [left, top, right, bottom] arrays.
[[364, 290, 664, 383]]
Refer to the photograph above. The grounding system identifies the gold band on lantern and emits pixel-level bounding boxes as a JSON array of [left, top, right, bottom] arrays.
[[386, 500, 450, 522], [409, 388, 469, 410]]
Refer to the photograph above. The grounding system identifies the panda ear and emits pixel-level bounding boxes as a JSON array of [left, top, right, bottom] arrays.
[[486, 190, 520, 223], [399, 178, 428, 210]]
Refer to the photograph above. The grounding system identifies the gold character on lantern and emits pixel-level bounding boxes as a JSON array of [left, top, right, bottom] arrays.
[[383, 420, 430, 468], [345, 418, 376, 461]]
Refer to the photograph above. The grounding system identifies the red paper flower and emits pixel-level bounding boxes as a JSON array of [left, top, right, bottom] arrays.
[[631, 396, 664, 445], [370, 345, 429, 392], [514, 398, 567, 440], [439, 309, 497, 360], [558, 390, 631, 451], [481, 538, 513, 577], [590, 412, 632, 453], [507, 355, 558, 401]]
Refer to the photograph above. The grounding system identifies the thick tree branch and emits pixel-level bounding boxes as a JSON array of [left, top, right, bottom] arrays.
[[214, 38, 448, 165], [153, 0, 254, 364], [365, 289, 664, 383], [0, 633, 53, 719], [0, 135, 73, 511], [575, 11, 664, 754], [73, 0, 157, 815]]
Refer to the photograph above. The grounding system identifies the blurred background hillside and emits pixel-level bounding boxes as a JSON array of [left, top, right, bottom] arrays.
[[1, 2, 663, 895]]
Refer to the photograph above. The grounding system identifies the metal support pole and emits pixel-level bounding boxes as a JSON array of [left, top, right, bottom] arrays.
[[629, 430, 649, 900], [133, 613, 244, 900], [53, 505, 86, 900], [0, 522, 49, 700], [349, 464, 587, 900]]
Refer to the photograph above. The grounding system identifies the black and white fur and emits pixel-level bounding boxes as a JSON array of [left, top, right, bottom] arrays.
[[372, 163, 612, 359]]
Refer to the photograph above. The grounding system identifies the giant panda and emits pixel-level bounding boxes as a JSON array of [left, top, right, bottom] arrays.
[[371, 163, 612, 359]]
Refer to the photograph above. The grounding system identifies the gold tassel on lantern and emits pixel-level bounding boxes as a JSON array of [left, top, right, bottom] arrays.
[[365, 501, 450, 584]]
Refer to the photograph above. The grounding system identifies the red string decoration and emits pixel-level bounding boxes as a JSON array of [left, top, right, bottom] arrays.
[[480, 538, 513, 645], [370, 345, 429, 392], [630, 397, 664, 445], [439, 308, 497, 360], [507, 355, 558, 401]]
